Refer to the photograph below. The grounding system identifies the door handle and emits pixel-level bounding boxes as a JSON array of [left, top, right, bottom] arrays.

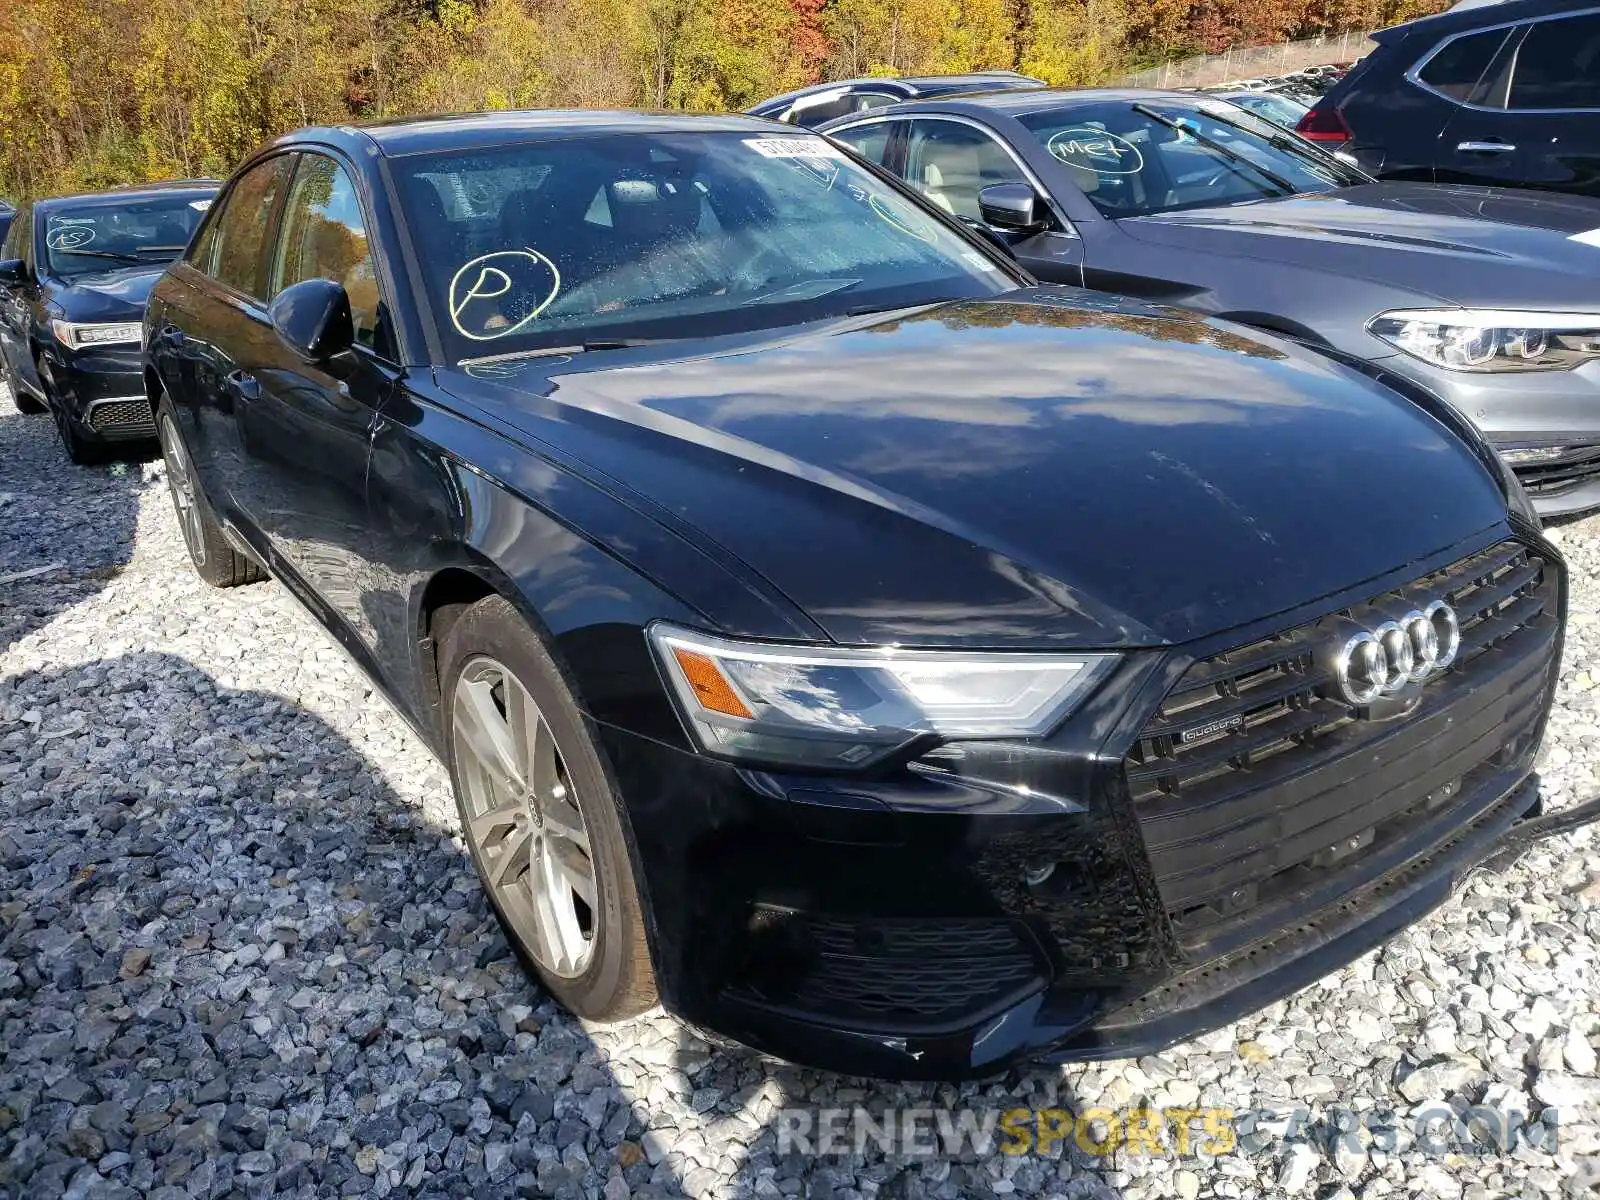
[[225, 369, 260, 401], [1457, 141, 1516, 154]]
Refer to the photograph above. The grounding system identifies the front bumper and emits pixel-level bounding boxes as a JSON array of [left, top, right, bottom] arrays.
[[598, 534, 1590, 1080], [42, 342, 152, 441], [1370, 354, 1600, 517]]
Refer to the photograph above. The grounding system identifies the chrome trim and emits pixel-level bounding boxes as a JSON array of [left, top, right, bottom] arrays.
[[1405, 6, 1600, 115], [1456, 140, 1516, 152], [825, 112, 1080, 239], [1333, 602, 1458, 705]]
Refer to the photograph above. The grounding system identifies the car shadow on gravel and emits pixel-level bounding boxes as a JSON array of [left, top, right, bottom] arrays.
[[0, 388, 148, 653], [658, 1029, 1124, 1200], [0, 652, 687, 1200]]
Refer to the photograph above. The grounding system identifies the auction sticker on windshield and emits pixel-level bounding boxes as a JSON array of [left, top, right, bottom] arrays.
[[744, 138, 846, 160], [1046, 128, 1144, 176]]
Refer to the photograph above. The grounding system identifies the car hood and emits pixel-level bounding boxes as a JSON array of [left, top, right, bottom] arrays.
[[52, 264, 167, 322], [438, 290, 1511, 649], [1120, 183, 1600, 310]]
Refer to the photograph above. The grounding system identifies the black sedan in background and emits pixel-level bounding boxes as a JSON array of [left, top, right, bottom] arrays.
[[146, 111, 1590, 1079], [0, 180, 218, 461], [824, 89, 1600, 515], [748, 71, 1044, 127]]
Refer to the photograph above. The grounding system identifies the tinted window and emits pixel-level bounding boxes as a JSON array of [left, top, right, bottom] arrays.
[[1, 207, 26, 262], [904, 121, 1028, 221], [1018, 99, 1368, 218], [208, 156, 294, 298], [789, 89, 902, 128], [392, 131, 1013, 361], [1508, 15, 1600, 110], [1417, 28, 1509, 100], [272, 155, 381, 348], [41, 194, 212, 279], [830, 123, 894, 166]]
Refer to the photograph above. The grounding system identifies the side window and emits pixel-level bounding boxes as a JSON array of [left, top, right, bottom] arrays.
[[831, 123, 894, 167], [271, 154, 381, 349], [904, 121, 1028, 222], [1416, 28, 1510, 101], [790, 90, 874, 128], [208, 156, 295, 298], [1508, 15, 1600, 110], [1, 207, 26, 262]]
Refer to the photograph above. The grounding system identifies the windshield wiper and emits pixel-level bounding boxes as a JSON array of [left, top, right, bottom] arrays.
[[1132, 104, 1300, 198], [57, 249, 143, 264]]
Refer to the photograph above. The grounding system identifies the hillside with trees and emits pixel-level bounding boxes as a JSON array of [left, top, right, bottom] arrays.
[[0, 0, 1447, 199]]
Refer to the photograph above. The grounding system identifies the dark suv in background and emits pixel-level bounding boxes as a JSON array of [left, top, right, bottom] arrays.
[[1298, 0, 1600, 196], [0, 180, 218, 460]]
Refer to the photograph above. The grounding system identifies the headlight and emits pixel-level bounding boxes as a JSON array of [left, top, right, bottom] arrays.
[[49, 320, 143, 350], [649, 623, 1117, 769], [1368, 309, 1600, 373]]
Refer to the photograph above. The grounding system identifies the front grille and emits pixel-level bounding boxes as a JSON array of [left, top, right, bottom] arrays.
[[735, 914, 1044, 1031], [1515, 445, 1600, 497], [87, 398, 155, 438], [1125, 541, 1557, 957]]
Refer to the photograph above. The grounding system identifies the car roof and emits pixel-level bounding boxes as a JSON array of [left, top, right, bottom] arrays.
[[275, 110, 798, 159], [35, 180, 221, 210], [1385, 0, 1588, 36], [833, 86, 1199, 120], [752, 73, 1042, 111]]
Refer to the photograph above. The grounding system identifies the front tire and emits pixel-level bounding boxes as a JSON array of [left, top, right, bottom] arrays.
[[1, 355, 46, 414], [155, 400, 265, 588], [440, 596, 657, 1022]]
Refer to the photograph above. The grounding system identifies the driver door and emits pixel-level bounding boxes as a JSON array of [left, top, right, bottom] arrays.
[[896, 117, 1084, 285]]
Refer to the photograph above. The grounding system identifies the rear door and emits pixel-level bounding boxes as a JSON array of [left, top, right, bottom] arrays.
[[1437, 11, 1600, 196], [154, 154, 297, 515]]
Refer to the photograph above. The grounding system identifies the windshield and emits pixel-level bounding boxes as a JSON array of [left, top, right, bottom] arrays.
[[1226, 92, 1309, 128], [1018, 99, 1368, 219], [43, 194, 212, 277], [392, 131, 1016, 361]]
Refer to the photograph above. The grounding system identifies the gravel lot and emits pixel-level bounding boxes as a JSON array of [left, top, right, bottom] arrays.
[[2, 381, 1599, 1200]]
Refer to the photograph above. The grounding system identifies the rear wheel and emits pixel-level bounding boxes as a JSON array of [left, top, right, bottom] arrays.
[[156, 401, 265, 588], [440, 596, 656, 1021]]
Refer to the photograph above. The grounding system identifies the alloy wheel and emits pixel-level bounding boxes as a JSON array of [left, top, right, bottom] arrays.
[[451, 656, 598, 978], [157, 412, 206, 566]]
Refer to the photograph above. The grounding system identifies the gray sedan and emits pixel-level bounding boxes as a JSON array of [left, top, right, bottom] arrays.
[[820, 88, 1600, 516]]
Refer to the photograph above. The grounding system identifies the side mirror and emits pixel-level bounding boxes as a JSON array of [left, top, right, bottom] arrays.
[[268, 277, 353, 363], [0, 258, 27, 285], [957, 217, 1018, 261], [978, 183, 1047, 234]]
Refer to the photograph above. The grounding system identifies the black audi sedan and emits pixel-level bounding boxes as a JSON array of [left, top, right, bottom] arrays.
[[145, 112, 1595, 1080], [0, 180, 218, 461], [822, 89, 1600, 516]]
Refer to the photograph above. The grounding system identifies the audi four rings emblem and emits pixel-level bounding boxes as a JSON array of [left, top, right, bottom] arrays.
[[1334, 601, 1461, 705]]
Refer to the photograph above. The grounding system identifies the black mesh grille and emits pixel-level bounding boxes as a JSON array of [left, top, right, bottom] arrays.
[[88, 399, 155, 437], [742, 915, 1044, 1030], [1125, 541, 1557, 955]]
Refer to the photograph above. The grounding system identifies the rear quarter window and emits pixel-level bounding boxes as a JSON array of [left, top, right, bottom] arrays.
[[1415, 27, 1512, 100]]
